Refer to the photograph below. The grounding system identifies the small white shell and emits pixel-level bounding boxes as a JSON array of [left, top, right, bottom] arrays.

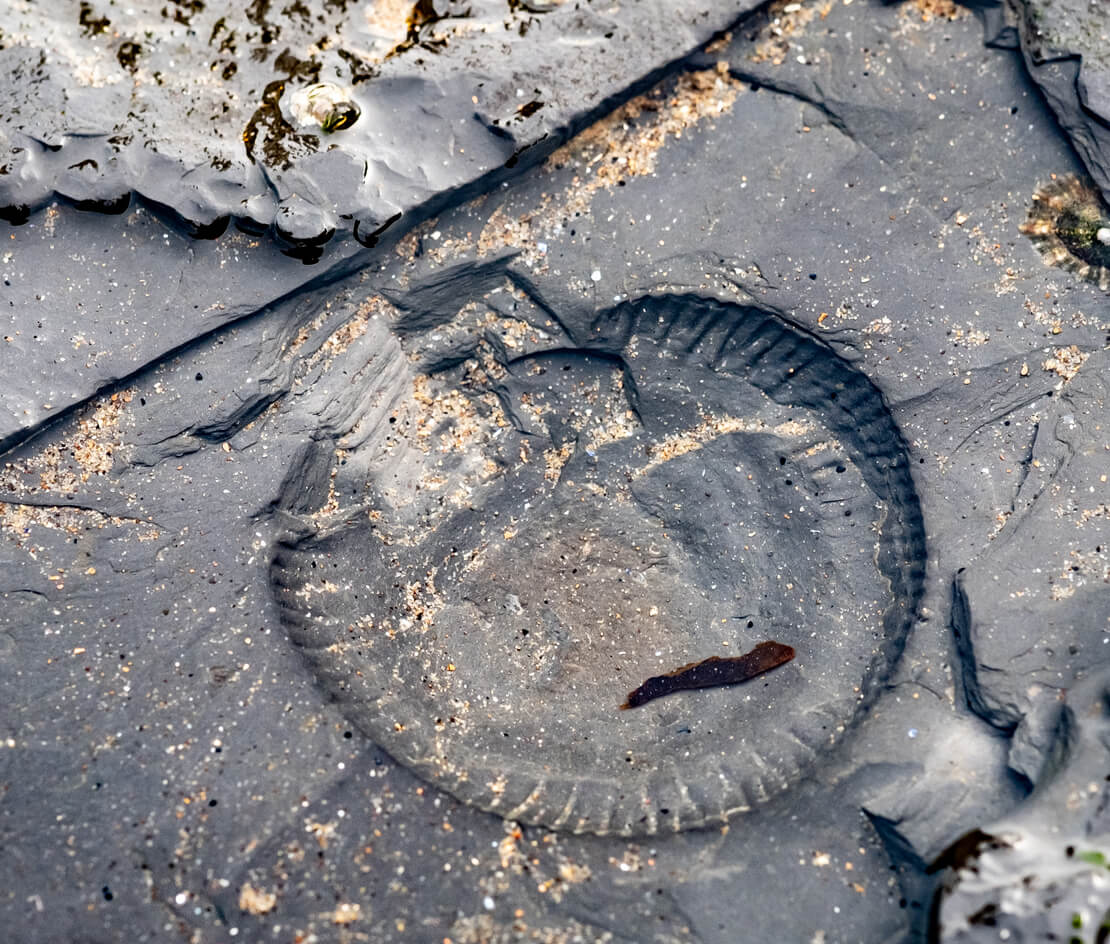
[[289, 83, 358, 131]]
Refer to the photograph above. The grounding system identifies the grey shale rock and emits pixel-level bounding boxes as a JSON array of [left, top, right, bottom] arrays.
[[3, 1, 1110, 941], [932, 666, 1110, 943], [1012, 0, 1110, 201], [953, 346, 1110, 785], [0, 0, 762, 247]]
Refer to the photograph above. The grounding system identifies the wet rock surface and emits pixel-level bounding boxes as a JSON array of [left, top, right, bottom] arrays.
[[933, 668, 1110, 942], [0, 0, 760, 246], [1011, 0, 1110, 201], [1, 1, 1109, 942]]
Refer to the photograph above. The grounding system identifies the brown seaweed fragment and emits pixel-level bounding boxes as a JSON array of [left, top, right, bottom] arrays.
[[620, 640, 795, 710], [1020, 175, 1110, 291]]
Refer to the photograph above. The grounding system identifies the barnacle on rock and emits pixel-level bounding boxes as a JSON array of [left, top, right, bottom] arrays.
[[1020, 175, 1110, 291], [289, 83, 361, 134]]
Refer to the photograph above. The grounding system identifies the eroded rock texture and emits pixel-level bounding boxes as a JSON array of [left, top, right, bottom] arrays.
[[0, 0, 759, 246], [1010, 0, 1110, 203], [1, 1, 1109, 942], [933, 668, 1110, 942]]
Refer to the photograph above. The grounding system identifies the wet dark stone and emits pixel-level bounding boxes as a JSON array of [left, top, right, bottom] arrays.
[[4, 2, 1110, 941], [931, 667, 1110, 942], [1011, 0, 1110, 202], [273, 195, 336, 247], [0, 0, 763, 247]]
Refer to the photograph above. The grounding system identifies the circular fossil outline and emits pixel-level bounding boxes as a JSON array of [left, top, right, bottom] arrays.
[[271, 293, 927, 836]]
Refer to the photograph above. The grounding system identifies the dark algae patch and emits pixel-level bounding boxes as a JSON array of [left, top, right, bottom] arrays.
[[387, 0, 469, 59], [78, 2, 111, 36], [241, 52, 322, 167], [620, 641, 795, 710], [115, 41, 142, 73], [271, 292, 927, 836], [241, 80, 298, 165]]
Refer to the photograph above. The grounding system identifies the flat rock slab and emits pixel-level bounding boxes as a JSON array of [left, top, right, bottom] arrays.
[[1013, 0, 1110, 201], [933, 667, 1110, 942], [0, 205, 345, 453], [0, 0, 761, 247], [2, 2, 1110, 942]]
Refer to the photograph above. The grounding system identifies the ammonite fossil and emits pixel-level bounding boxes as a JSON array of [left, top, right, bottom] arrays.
[[271, 293, 927, 836]]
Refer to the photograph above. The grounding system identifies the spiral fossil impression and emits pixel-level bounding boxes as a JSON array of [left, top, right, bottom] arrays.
[[271, 293, 926, 836]]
